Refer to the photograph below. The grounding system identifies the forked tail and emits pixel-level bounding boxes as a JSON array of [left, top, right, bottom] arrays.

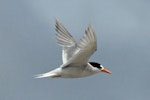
[[34, 71, 60, 78]]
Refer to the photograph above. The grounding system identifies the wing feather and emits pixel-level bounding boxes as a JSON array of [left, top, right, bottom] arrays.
[[62, 25, 97, 67], [55, 20, 75, 46], [55, 20, 77, 64]]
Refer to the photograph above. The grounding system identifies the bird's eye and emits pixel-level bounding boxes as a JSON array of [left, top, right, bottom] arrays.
[[99, 65, 104, 70], [89, 62, 102, 69], [99, 66, 102, 69]]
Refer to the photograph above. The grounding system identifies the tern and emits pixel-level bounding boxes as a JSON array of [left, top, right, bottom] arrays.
[[35, 20, 112, 78]]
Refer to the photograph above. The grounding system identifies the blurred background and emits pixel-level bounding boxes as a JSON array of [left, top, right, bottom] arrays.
[[0, 0, 150, 100]]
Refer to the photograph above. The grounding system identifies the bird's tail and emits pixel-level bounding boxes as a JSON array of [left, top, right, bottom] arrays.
[[34, 72, 59, 78], [34, 73, 49, 78], [35, 73, 57, 78]]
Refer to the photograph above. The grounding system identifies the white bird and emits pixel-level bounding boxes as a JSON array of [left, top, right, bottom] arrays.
[[35, 20, 112, 78]]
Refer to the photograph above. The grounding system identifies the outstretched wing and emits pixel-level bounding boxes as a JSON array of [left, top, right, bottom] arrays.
[[55, 20, 78, 64], [62, 25, 97, 67], [55, 20, 76, 46]]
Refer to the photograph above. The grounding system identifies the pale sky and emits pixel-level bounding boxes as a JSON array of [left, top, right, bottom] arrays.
[[0, 0, 150, 100]]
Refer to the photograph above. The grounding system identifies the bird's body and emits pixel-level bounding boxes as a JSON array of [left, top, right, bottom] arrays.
[[35, 20, 112, 78], [36, 63, 100, 78]]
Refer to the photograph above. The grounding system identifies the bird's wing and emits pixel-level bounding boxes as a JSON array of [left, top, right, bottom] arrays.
[[55, 20, 78, 64], [62, 25, 97, 68]]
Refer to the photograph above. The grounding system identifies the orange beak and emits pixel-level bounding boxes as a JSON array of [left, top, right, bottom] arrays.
[[101, 68, 112, 74]]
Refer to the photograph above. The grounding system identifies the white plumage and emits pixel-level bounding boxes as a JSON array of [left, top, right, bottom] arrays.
[[35, 19, 111, 78]]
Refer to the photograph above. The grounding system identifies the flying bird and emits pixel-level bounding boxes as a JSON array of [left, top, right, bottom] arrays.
[[35, 20, 112, 78]]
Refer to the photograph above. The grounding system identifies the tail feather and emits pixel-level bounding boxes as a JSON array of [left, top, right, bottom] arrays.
[[34, 74, 48, 78], [35, 68, 61, 78], [34, 72, 60, 78]]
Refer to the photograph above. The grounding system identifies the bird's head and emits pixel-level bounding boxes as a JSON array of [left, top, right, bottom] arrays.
[[89, 62, 112, 74]]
